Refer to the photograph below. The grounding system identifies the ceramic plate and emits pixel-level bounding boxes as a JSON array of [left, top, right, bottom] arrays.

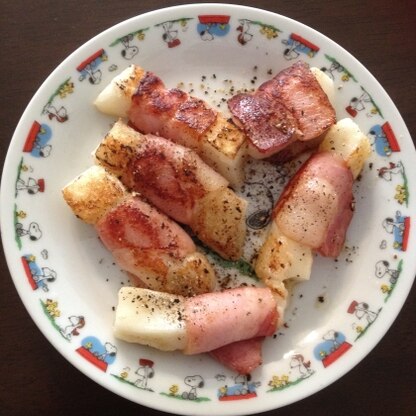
[[1, 4, 415, 416]]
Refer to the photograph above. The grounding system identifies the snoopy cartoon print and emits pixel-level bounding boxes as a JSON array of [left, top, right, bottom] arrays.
[[197, 15, 230, 41], [290, 354, 314, 379], [268, 353, 315, 392], [42, 102, 68, 123], [377, 161, 409, 206], [313, 329, 352, 367], [181, 375, 204, 400], [120, 34, 139, 59], [382, 211, 410, 251], [76, 337, 117, 372], [22, 121, 53, 158], [375, 258, 403, 300], [368, 122, 400, 157], [134, 359, 155, 390], [282, 33, 319, 60], [21, 254, 57, 291], [14, 209, 43, 250], [16, 177, 45, 196], [348, 301, 380, 325], [76, 49, 108, 85], [110, 28, 148, 59], [218, 374, 260, 400], [347, 300, 382, 341], [59, 315, 86, 341], [161, 21, 181, 48], [375, 260, 400, 284], [236, 19, 254, 45], [345, 90, 372, 117], [15, 221, 42, 242], [155, 18, 193, 48], [320, 55, 357, 82], [378, 161, 404, 182]]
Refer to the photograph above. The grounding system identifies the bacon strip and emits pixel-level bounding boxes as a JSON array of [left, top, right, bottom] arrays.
[[94, 65, 247, 185], [228, 91, 301, 158], [96, 198, 216, 295], [62, 166, 216, 296], [130, 72, 217, 150], [228, 61, 336, 159], [209, 337, 264, 375], [95, 119, 227, 224], [125, 69, 247, 186], [95, 120, 247, 260], [114, 286, 278, 373], [183, 287, 277, 355], [273, 151, 354, 257]]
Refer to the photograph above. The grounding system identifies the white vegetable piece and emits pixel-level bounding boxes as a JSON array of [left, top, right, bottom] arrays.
[[310, 67, 335, 105], [114, 287, 187, 351], [94, 65, 144, 117], [319, 118, 371, 179], [62, 165, 126, 224], [255, 222, 313, 289], [255, 222, 313, 326], [94, 65, 247, 187]]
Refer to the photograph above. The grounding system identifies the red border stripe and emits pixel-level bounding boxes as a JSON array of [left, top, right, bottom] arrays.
[[198, 15, 230, 24], [21, 257, 37, 290], [23, 121, 41, 152], [76, 49, 105, 72], [322, 342, 352, 367], [290, 33, 320, 52], [382, 122, 400, 152], [402, 217, 410, 251]]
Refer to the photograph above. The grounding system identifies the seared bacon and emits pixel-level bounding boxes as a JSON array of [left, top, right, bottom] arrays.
[[95, 120, 247, 261], [114, 286, 278, 373], [255, 118, 370, 299], [228, 61, 336, 159], [274, 151, 354, 257], [62, 165, 216, 296], [266, 135, 324, 165], [183, 286, 277, 354], [94, 65, 247, 186], [95, 119, 227, 224], [130, 71, 217, 150], [228, 93, 301, 158], [209, 337, 264, 375]]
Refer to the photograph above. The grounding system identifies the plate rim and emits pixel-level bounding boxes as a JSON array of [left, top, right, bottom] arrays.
[[2, 3, 416, 415]]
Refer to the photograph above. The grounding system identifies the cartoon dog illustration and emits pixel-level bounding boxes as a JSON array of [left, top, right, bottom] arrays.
[[96, 342, 117, 361], [378, 161, 404, 181], [15, 221, 42, 241], [43, 103, 68, 123], [237, 19, 253, 45], [31, 266, 57, 291], [347, 301, 379, 324], [323, 329, 342, 350], [33, 138, 52, 158], [200, 24, 215, 41], [161, 22, 180, 47], [290, 354, 313, 378], [120, 34, 139, 59], [134, 359, 154, 390], [320, 61, 344, 80], [375, 260, 400, 284], [16, 178, 45, 195], [182, 375, 204, 400], [59, 315, 85, 341], [282, 38, 301, 60]]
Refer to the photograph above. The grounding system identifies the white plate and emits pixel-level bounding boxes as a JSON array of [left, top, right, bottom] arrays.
[[1, 4, 415, 416]]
